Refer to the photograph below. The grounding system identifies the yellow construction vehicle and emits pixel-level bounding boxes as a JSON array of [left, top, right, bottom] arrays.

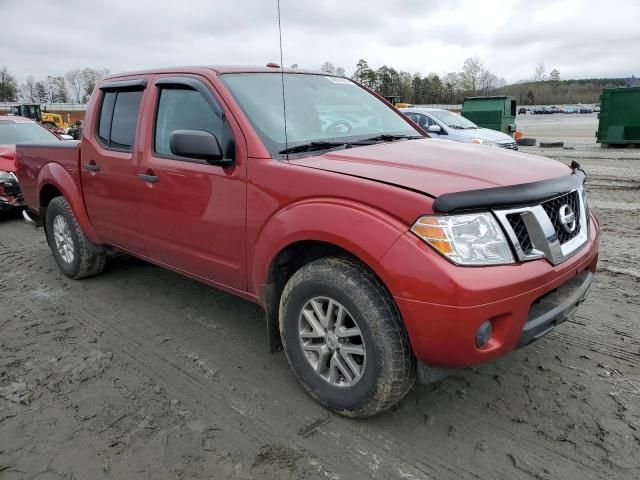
[[41, 112, 69, 132], [10, 104, 69, 132]]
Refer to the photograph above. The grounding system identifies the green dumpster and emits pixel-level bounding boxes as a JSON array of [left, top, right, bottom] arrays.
[[596, 87, 640, 146], [462, 96, 517, 135]]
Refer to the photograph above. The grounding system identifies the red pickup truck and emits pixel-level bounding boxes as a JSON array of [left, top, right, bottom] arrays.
[[16, 66, 599, 417]]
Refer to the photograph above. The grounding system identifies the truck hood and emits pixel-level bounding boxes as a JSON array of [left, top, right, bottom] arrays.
[[289, 138, 571, 198], [0, 145, 16, 173]]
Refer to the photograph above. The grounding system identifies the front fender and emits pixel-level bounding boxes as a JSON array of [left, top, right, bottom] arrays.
[[38, 163, 102, 244], [251, 198, 409, 301]]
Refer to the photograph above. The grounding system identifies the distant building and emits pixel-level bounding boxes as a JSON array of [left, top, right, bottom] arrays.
[[627, 75, 639, 87]]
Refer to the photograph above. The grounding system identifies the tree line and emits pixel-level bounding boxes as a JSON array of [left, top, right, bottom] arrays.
[[319, 56, 506, 105], [0, 66, 109, 103], [319, 58, 630, 105], [0, 60, 632, 106]]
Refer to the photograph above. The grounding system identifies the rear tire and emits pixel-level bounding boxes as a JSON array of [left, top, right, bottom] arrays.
[[280, 257, 416, 418], [45, 196, 106, 279]]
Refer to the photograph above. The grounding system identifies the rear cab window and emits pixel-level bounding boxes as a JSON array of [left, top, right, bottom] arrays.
[[95, 80, 146, 151]]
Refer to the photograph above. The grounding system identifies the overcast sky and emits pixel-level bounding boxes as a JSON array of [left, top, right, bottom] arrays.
[[1, 0, 638, 83]]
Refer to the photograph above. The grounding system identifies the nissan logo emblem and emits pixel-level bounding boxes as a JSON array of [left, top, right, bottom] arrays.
[[559, 204, 576, 233]]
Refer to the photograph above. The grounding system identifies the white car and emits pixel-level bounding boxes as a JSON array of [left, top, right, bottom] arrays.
[[401, 107, 518, 150]]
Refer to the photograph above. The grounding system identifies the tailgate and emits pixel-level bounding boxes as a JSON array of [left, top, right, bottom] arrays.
[[15, 141, 81, 208]]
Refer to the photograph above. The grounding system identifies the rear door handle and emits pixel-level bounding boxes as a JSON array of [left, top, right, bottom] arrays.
[[83, 163, 100, 172], [138, 173, 159, 183]]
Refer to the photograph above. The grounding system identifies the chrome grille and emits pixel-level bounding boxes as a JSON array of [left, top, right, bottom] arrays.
[[507, 213, 533, 254], [542, 191, 581, 244], [493, 187, 588, 266]]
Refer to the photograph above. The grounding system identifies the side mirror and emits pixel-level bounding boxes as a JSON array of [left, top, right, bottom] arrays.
[[169, 130, 231, 166], [428, 124, 442, 133]]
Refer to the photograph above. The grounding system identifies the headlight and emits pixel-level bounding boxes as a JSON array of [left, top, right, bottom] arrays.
[[471, 138, 498, 146], [411, 213, 514, 265]]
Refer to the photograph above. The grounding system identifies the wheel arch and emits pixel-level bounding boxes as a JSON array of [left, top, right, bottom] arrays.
[[253, 200, 408, 353], [37, 163, 102, 244]]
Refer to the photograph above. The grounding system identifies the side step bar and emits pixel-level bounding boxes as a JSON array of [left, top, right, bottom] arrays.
[[22, 208, 43, 228]]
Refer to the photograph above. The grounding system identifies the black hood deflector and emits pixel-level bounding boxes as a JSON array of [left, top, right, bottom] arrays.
[[433, 165, 586, 213]]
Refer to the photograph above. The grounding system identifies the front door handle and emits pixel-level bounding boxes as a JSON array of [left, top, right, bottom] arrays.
[[83, 162, 100, 172], [138, 173, 159, 183]]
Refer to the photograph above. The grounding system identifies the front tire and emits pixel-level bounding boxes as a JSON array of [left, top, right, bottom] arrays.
[[280, 257, 416, 418], [45, 196, 106, 279]]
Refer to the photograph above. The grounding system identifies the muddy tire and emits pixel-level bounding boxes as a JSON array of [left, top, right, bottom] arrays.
[[45, 196, 106, 279], [279, 257, 416, 418]]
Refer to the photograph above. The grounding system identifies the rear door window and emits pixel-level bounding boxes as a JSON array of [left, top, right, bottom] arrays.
[[97, 91, 116, 144], [96, 88, 143, 151]]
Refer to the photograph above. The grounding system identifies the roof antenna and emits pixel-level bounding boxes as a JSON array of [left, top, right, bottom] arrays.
[[276, 0, 289, 160]]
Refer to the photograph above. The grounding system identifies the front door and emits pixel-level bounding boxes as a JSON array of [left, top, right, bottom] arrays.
[[136, 75, 247, 291], [81, 80, 148, 254]]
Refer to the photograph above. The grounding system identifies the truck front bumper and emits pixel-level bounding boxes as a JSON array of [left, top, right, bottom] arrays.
[[381, 215, 600, 369], [516, 269, 592, 348]]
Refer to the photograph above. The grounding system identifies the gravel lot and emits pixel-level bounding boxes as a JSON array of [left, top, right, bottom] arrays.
[[1, 115, 639, 479]]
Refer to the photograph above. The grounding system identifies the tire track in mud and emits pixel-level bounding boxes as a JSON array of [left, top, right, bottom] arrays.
[[19, 256, 634, 480], [3, 216, 639, 479], [35, 269, 471, 480]]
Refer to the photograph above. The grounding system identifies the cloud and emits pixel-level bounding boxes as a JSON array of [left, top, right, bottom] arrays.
[[0, 0, 637, 84]]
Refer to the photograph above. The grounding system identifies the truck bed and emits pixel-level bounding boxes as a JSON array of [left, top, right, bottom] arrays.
[[16, 141, 81, 209]]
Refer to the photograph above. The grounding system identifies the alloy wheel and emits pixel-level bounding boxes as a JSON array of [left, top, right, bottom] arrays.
[[53, 215, 75, 264], [298, 296, 366, 387]]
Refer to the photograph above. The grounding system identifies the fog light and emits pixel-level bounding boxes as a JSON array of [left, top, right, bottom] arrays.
[[475, 321, 492, 348]]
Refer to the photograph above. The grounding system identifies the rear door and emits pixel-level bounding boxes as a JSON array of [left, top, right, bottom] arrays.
[[136, 74, 247, 290], [81, 79, 148, 254]]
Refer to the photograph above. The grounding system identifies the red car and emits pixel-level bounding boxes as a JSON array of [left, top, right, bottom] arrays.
[[0, 116, 63, 216], [16, 66, 599, 417]]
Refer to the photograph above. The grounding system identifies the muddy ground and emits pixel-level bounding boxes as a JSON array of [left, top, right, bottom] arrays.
[[1, 117, 639, 479]]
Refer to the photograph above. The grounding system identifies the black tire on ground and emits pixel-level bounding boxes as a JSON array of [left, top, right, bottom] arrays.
[[45, 196, 106, 279], [539, 141, 564, 148], [279, 257, 416, 418], [516, 137, 537, 147]]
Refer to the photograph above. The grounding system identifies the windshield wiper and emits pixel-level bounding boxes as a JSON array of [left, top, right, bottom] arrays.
[[278, 134, 422, 154], [278, 141, 351, 155], [353, 134, 422, 144]]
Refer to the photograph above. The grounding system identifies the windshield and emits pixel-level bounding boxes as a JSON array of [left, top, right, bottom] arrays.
[[221, 73, 422, 156], [0, 121, 59, 144], [429, 110, 478, 130]]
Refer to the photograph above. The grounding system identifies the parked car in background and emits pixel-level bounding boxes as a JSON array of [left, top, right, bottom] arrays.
[[401, 107, 518, 150], [0, 116, 65, 216], [518, 107, 527, 114], [579, 106, 594, 114], [16, 66, 599, 417], [563, 106, 579, 114]]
